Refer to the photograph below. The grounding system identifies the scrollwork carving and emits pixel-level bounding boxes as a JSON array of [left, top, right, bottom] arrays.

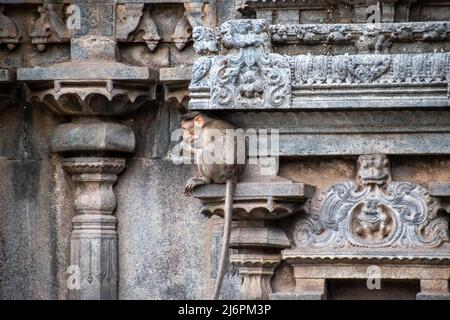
[[268, 22, 450, 47], [197, 19, 291, 109], [295, 154, 449, 250]]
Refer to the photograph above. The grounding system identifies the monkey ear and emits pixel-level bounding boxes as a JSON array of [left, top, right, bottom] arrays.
[[193, 115, 205, 127]]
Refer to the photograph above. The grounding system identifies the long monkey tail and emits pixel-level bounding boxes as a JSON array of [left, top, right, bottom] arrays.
[[212, 178, 235, 300]]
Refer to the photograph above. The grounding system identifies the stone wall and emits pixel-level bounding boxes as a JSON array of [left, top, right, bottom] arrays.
[[1, 0, 450, 300]]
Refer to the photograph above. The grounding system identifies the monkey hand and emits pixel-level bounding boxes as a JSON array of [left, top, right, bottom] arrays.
[[184, 178, 195, 197], [184, 177, 210, 197]]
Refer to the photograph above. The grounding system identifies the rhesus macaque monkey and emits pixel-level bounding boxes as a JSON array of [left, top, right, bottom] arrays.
[[181, 112, 245, 299]]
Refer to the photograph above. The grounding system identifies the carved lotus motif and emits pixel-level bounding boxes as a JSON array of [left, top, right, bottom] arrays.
[[25, 80, 155, 116], [200, 199, 302, 220]]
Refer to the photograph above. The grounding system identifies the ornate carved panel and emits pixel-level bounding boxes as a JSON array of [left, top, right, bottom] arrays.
[[293, 154, 449, 252], [190, 20, 450, 111], [190, 19, 292, 110]]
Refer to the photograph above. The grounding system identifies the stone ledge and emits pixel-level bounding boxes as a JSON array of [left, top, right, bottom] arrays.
[[193, 181, 315, 200], [18, 62, 158, 81], [282, 250, 450, 264]]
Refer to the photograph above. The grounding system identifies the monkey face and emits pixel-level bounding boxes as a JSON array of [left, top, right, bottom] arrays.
[[181, 120, 196, 143]]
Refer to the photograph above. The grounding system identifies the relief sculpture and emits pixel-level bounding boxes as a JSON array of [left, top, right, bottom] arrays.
[[296, 154, 449, 249]]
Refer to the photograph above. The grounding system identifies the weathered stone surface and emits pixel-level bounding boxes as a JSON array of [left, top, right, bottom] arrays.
[[51, 122, 136, 154], [18, 62, 157, 81], [3, 1, 450, 302], [116, 159, 239, 299], [189, 24, 450, 110], [0, 94, 72, 300]]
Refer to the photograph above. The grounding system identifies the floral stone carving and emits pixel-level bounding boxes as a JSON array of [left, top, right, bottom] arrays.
[[189, 19, 291, 110], [295, 154, 449, 250]]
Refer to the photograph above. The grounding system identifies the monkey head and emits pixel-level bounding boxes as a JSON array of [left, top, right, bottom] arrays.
[[181, 112, 202, 144]]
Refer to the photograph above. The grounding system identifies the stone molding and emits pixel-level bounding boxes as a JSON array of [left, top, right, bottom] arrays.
[[270, 22, 449, 47], [189, 19, 450, 111]]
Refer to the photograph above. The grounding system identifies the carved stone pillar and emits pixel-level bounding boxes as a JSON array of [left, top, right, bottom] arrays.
[[61, 157, 125, 299], [194, 175, 314, 299], [18, 37, 157, 299]]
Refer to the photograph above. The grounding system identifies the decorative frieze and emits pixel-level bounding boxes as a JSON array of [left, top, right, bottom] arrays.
[[270, 22, 450, 47], [190, 19, 450, 111], [116, 2, 211, 52], [237, 0, 450, 24], [292, 53, 450, 85]]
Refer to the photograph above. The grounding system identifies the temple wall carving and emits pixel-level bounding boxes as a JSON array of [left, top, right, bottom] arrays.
[[1, 0, 450, 300]]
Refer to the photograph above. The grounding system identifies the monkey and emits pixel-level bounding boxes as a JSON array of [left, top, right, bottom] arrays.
[[181, 112, 245, 300]]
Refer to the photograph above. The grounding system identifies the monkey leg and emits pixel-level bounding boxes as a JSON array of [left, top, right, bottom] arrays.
[[184, 176, 212, 196]]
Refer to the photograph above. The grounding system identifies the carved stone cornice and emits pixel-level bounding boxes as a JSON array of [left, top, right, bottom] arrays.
[[160, 66, 192, 105], [282, 252, 450, 264], [193, 180, 314, 220], [189, 20, 450, 111], [19, 61, 157, 117], [271, 21, 449, 48]]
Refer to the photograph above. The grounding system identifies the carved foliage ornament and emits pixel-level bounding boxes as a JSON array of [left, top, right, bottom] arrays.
[[191, 20, 291, 110], [295, 154, 449, 249], [270, 22, 449, 48], [292, 53, 450, 85]]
